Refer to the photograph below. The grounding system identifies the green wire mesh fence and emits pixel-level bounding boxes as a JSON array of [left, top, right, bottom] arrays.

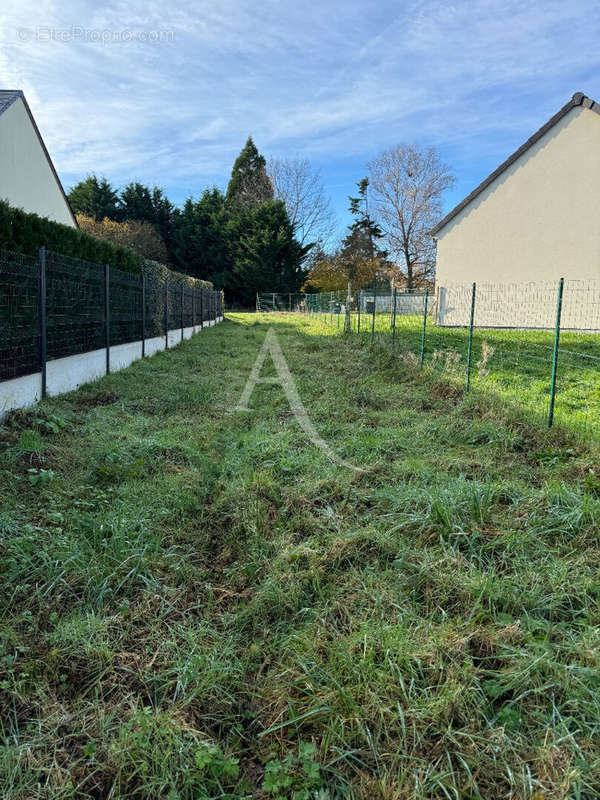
[[257, 280, 600, 441], [256, 292, 308, 312]]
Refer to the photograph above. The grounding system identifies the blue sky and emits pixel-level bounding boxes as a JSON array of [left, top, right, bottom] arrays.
[[2, 0, 600, 242]]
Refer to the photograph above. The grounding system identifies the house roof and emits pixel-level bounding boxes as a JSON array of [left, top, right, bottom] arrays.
[[0, 89, 78, 227], [0, 90, 23, 116], [432, 92, 600, 237]]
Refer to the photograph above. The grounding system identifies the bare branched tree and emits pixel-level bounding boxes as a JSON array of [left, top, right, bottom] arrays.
[[368, 145, 454, 290], [268, 157, 336, 248]]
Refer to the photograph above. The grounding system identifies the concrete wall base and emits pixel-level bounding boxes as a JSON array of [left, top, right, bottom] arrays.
[[1, 317, 224, 417]]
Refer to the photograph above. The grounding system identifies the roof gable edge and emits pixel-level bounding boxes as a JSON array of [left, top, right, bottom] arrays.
[[0, 91, 78, 228], [432, 92, 596, 237]]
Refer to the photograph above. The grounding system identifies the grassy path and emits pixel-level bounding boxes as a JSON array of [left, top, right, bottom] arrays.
[[1, 313, 600, 799]]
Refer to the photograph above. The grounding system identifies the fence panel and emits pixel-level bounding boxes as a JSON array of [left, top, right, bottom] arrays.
[[262, 279, 600, 441], [144, 272, 166, 340], [183, 284, 194, 329], [166, 281, 180, 333], [0, 247, 221, 405], [46, 251, 105, 360], [0, 250, 40, 381], [110, 266, 143, 346], [257, 292, 306, 312]]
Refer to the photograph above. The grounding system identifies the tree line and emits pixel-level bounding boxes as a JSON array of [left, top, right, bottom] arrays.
[[69, 138, 334, 307], [69, 138, 454, 305]]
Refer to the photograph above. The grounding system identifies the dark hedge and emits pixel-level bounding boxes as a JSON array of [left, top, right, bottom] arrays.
[[0, 200, 142, 274]]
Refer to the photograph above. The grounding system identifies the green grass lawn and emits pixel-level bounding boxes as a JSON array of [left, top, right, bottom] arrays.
[[319, 309, 600, 438], [2, 312, 600, 799]]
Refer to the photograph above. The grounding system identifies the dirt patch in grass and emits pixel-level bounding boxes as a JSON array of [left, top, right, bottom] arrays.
[[16, 451, 48, 470], [1, 408, 38, 432], [430, 380, 464, 402], [76, 390, 119, 408]]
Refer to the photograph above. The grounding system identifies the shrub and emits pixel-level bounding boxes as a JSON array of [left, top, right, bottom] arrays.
[[0, 200, 215, 291], [0, 199, 141, 274], [77, 214, 169, 263]]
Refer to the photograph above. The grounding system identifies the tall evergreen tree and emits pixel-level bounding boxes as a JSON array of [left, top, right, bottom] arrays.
[[170, 188, 231, 285], [119, 182, 155, 224], [303, 179, 387, 296], [119, 182, 175, 261], [68, 175, 119, 221], [150, 187, 175, 247], [228, 200, 310, 305], [342, 177, 387, 286], [347, 178, 384, 260], [226, 137, 274, 208]]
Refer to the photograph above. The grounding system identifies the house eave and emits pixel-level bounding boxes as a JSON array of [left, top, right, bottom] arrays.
[[431, 92, 600, 238]]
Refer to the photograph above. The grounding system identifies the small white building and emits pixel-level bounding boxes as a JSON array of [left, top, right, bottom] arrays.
[[0, 90, 77, 227], [433, 92, 600, 328]]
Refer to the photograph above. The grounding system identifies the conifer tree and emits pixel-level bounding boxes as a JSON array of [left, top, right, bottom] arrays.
[[226, 137, 274, 208], [67, 175, 119, 221]]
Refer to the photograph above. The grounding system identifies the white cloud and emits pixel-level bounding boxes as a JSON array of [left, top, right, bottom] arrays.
[[0, 0, 599, 206]]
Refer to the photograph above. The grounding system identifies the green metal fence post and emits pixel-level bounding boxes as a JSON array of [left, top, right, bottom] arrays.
[[392, 287, 397, 343], [420, 288, 429, 367], [141, 273, 146, 357], [358, 290, 361, 334], [465, 282, 476, 392], [371, 284, 377, 343], [344, 283, 351, 335], [164, 278, 169, 349], [548, 277, 565, 428]]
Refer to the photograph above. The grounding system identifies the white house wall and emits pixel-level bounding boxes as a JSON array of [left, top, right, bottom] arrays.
[[435, 106, 600, 291], [0, 97, 75, 227]]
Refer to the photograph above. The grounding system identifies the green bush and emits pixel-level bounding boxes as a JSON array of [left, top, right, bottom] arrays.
[[0, 199, 142, 274], [0, 200, 215, 291], [143, 258, 213, 291]]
